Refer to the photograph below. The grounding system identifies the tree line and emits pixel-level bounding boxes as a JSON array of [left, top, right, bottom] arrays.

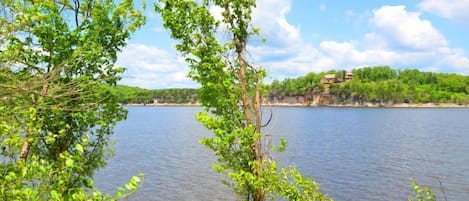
[[106, 85, 198, 104], [117, 66, 469, 106], [267, 66, 469, 105]]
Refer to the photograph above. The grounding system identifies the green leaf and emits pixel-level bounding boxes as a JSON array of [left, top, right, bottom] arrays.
[[50, 190, 60, 200], [65, 158, 74, 167], [76, 144, 84, 153]]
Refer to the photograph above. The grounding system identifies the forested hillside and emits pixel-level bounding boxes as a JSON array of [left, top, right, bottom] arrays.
[[114, 66, 469, 105], [267, 66, 469, 105], [107, 85, 198, 104]]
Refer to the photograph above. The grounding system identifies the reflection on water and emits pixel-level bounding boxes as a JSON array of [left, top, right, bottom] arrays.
[[95, 106, 469, 201]]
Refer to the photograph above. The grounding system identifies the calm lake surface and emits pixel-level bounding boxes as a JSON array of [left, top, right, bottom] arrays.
[[95, 106, 469, 201]]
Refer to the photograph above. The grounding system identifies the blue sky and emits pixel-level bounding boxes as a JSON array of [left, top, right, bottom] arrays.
[[117, 0, 469, 89]]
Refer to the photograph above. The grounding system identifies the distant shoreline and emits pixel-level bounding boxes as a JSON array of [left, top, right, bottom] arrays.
[[123, 102, 469, 108]]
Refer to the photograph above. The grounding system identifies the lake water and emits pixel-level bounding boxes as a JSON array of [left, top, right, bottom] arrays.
[[94, 106, 469, 201]]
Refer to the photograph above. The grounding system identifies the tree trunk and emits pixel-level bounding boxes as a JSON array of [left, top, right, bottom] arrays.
[[19, 133, 31, 160], [223, 2, 265, 200]]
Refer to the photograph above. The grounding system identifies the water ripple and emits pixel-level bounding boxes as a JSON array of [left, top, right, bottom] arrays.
[[95, 107, 469, 201]]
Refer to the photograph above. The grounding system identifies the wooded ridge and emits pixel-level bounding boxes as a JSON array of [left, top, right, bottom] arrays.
[[115, 66, 469, 106]]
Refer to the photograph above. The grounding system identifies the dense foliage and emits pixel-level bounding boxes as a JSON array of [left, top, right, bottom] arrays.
[[0, 0, 144, 199], [106, 85, 197, 104], [116, 66, 469, 106], [267, 66, 469, 105]]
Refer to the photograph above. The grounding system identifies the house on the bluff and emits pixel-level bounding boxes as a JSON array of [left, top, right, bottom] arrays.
[[320, 74, 336, 85], [320, 72, 353, 85], [318, 72, 354, 102]]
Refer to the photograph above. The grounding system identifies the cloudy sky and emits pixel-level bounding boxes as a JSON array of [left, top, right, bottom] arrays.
[[117, 0, 469, 89]]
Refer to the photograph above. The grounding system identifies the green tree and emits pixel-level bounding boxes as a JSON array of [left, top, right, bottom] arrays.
[[156, 0, 330, 200], [0, 0, 144, 199]]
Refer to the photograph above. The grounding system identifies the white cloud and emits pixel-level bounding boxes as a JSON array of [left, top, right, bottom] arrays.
[[364, 5, 469, 72], [369, 5, 447, 50], [117, 2, 469, 89], [277, 10, 301, 44], [316, 5, 469, 73], [437, 48, 469, 71], [208, 5, 223, 22], [249, 2, 407, 79], [117, 44, 179, 72], [116, 43, 195, 89], [319, 40, 441, 68], [249, 0, 327, 77], [252, 0, 301, 46], [419, 0, 469, 23], [248, 2, 469, 79]]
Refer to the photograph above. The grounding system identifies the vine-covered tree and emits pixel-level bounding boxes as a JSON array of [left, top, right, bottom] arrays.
[[156, 0, 330, 200], [0, 0, 144, 199]]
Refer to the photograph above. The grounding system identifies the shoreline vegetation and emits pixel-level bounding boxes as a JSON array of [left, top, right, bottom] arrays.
[[111, 66, 469, 108], [124, 102, 469, 108]]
